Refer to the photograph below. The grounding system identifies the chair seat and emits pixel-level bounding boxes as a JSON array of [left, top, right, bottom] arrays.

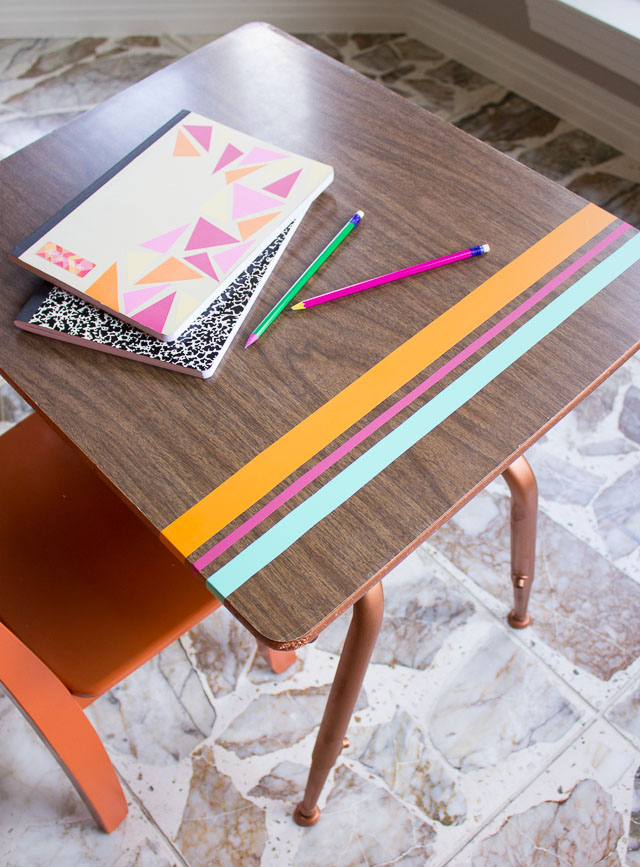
[[0, 413, 218, 698]]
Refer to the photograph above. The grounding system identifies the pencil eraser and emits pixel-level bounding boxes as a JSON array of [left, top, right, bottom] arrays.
[[481, 243, 490, 253], [356, 210, 364, 218]]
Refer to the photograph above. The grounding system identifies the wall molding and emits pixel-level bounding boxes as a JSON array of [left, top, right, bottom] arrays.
[[1, 0, 638, 159], [526, 0, 640, 86], [0, 1, 404, 37], [409, 0, 640, 160]]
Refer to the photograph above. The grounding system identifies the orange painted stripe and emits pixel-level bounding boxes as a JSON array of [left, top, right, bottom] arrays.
[[163, 203, 615, 556]]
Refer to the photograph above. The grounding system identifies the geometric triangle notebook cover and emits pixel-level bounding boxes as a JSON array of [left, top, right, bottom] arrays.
[[8, 110, 334, 341], [14, 220, 300, 379]]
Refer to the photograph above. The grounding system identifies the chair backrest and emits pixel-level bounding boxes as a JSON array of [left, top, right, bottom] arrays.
[[0, 412, 219, 699]]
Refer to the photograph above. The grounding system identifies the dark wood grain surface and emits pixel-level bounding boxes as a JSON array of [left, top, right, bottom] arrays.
[[1, 24, 638, 647]]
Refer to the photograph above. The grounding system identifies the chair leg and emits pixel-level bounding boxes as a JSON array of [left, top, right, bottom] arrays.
[[256, 639, 298, 673], [0, 622, 127, 833], [294, 581, 384, 826], [502, 455, 538, 629]]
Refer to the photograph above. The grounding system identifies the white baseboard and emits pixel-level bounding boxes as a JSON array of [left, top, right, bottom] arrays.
[[0, 1, 404, 37], [2, 0, 638, 160], [409, 0, 640, 160]]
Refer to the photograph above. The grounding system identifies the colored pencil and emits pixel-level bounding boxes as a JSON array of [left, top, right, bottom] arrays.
[[291, 243, 489, 310], [245, 210, 364, 346]]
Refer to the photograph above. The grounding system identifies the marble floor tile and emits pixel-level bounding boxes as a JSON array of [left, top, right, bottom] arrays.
[[606, 680, 640, 758], [428, 628, 580, 772], [450, 721, 639, 866], [430, 484, 640, 695], [41, 556, 590, 866], [86, 640, 217, 768], [0, 696, 183, 867], [525, 356, 640, 582], [293, 765, 437, 866], [175, 756, 269, 867], [1, 30, 640, 867], [353, 707, 467, 827], [316, 543, 476, 668]]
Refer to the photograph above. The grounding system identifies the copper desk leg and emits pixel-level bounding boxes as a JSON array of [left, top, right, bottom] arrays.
[[293, 581, 384, 826], [255, 639, 298, 674], [502, 455, 538, 629]]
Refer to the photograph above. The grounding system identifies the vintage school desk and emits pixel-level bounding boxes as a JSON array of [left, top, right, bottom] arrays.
[[1, 24, 639, 826]]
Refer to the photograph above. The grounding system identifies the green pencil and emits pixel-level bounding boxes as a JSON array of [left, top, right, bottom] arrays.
[[245, 210, 364, 347]]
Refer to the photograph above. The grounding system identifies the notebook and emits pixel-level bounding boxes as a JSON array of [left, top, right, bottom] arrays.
[[14, 219, 301, 379], [9, 110, 333, 341]]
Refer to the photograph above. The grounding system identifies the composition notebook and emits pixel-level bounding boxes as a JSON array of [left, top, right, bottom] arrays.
[[14, 220, 300, 379], [8, 109, 333, 341]]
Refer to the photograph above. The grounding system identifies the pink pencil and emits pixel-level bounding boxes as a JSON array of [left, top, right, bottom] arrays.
[[291, 243, 490, 309]]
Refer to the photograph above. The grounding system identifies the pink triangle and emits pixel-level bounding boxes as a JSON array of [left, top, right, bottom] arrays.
[[232, 184, 282, 220], [264, 169, 302, 198], [239, 146, 288, 165], [184, 124, 212, 152], [184, 252, 219, 280], [185, 218, 239, 250], [141, 223, 189, 253], [213, 143, 243, 173], [123, 283, 170, 314], [131, 291, 176, 332], [213, 240, 255, 274]]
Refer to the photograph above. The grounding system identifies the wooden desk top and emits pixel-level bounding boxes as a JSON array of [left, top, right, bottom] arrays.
[[1, 24, 638, 647]]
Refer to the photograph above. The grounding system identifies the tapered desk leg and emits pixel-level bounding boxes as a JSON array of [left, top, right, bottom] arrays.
[[294, 581, 384, 826], [502, 455, 538, 629], [255, 639, 298, 674]]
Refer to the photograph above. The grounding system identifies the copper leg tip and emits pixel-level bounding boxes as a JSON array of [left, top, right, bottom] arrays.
[[508, 610, 531, 629], [293, 803, 321, 826]]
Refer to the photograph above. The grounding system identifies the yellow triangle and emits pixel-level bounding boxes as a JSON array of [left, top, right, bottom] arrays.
[[172, 291, 201, 325], [224, 164, 266, 185], [86, 262, 119, 311], [237, 211, 281, 240], [173, 129, 200, 157], [127, 250, 158, 283], [200, 187, 230, 225], [136, 256, 202, 284]]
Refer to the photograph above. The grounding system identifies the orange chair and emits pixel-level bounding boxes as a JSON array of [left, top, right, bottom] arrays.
[[0, 412, 295, 832]]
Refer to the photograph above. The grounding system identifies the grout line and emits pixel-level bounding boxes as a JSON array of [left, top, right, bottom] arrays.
[[438, 715, 640, 865], [421, 541, 640, 858], [447, 545, 640, 718], [424, 541, 597, 704], [114, 769, 192, 867]]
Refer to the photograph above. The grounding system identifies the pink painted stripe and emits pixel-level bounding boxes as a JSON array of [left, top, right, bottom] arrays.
[[194, 222, 630, 571]]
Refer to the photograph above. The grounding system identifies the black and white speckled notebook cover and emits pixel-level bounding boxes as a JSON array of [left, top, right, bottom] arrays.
[[15, 221, 298, 378]]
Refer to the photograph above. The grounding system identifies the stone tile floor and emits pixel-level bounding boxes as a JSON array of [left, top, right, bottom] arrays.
[[1, 31, 639, 866]]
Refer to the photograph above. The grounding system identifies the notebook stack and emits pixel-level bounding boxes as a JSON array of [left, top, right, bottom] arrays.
[[9, 110, 333, 377]]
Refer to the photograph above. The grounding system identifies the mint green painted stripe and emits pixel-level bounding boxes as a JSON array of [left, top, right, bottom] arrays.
[[207, 232, 640, 600]]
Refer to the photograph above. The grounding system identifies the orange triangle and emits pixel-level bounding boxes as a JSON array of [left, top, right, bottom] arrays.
[[86, 262, 119, 311], [237, 211, 282, 240], [136, 256, 202, 284], [225, 164, 266, 185], [173, 129, 200, 157]]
